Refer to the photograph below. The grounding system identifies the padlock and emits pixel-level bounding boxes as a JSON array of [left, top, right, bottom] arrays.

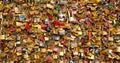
[[59, 0, 68, 4], [46, 4, 54, 9], [0, 35, 5, 40], [16, 52, 22, 56], [116, 46, 120, 52], [52, 35, 60, 40], [16, 41, 21, 45], [45, 55, 52, 62], [59, 28, 65, 35], [23, 53, 30, 60], [14, 7, 19, 13], [59, 51, 64, 56], [68, 10, 76, 22], [52, 54, 58, 59], [16, 47, 22, 52], [34, 54, 39, 59], [41, 48, 47, 53], [58, 12, 65, 21], [91, 7, 96, 11]]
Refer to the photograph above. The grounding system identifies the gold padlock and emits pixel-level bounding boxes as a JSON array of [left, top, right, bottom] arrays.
[[47, 9, 52, 15], [52, 54, 58, 59], [16, 52, 22, 56], [91, 7, 96, 11], [41, 48, 47, 53], [92, 11, 98, 17], [0, 35, 5, 40], [34, 54, 39, 59]]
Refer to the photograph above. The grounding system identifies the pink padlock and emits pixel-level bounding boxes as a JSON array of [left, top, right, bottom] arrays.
[[53, 47, 58, 52], [59, 21, 64, 25], [41, 24, 47, 30], [16, 47, 22, 52], [9, 27, 15, 32]]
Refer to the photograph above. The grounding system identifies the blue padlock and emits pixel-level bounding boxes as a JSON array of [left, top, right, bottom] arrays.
[[19, 15, 24, 21], [46, 27, 50, 32], [70, 60, 74, 63]]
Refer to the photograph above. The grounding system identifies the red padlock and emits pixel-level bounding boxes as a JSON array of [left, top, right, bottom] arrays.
[[45, 56, 52, 62], [60, 40, 65, 45], [53, 20, 60, 26], [38, 35, 45, 41], [41, 24, 47, 30], [84, 48, 89, 53], [59, 21, 64, 25], [48, 15, 53, 20], [25, 23, 30, 29], [9, 27, 16, 32]]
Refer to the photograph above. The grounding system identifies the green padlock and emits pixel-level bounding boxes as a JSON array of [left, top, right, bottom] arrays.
[[39, 0, 43, 3], [12, 31, 17, 35], [112, 19, 116, 26], [114, 36, 120, 40], [56, 5, 60, 11]]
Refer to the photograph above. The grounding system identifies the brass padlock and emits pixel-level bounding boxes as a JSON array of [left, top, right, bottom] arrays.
[[34, 54, 39, 59], [0, 35, 5, 40], [41, 48, 47, 53], [52, 54, 58, 59]]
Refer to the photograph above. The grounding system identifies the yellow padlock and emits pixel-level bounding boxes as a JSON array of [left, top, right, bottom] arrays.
[[91, 7, 96, 11], [16, 52, 22, 56], [92, 11, 98, 17], [0, 1, 2, 4]]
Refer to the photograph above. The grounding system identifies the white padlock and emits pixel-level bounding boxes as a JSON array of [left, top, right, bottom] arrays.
[[59, 51, 64, 56], [14, 7, 19, 13]]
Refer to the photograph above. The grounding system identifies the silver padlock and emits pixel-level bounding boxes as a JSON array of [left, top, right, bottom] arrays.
[[59, 28, 65, 35], [52, 35, 60, 40], [58, 12, 65, 21], [35, 39, 45, 47]]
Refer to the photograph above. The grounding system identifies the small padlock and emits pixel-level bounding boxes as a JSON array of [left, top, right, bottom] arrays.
[[0, 35, 5, 40], [41, 48, 46, 53], [53, 54, 58, 59], [68, 10, 75, 22], [59, 51, 64, 56]]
